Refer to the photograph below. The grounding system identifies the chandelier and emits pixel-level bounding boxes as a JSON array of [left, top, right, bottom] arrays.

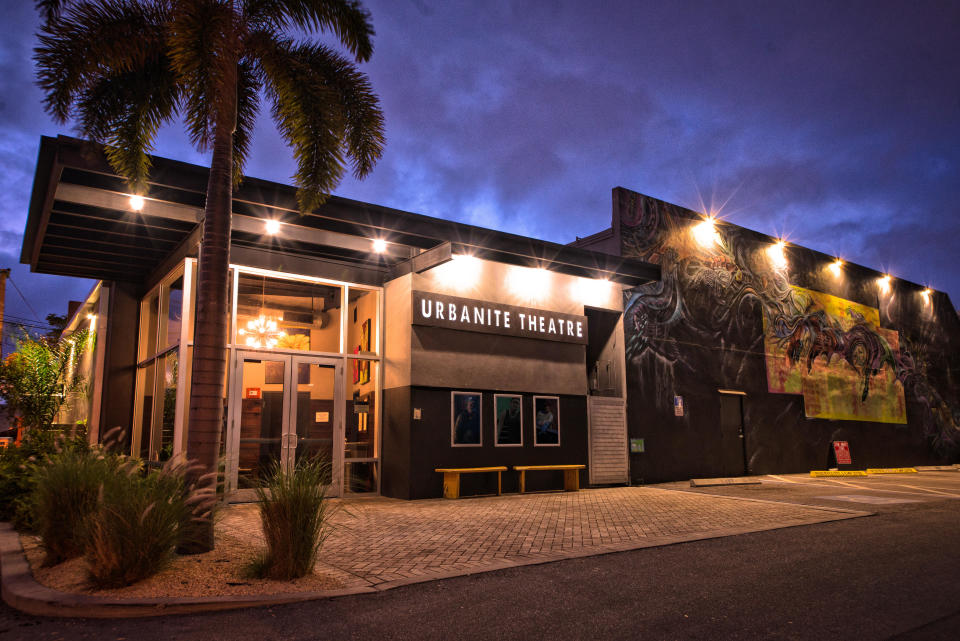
[[239, 314, 286, 349]]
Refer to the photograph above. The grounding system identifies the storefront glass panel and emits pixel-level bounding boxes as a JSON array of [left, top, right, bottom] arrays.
[[134, 361, 156, 459], [161, 276, 184, 351], [236, 357, 286, 489], [153, 351, 178, 461], [235, 273, 342, 353], [345, 360, 378, 460], [346, 287, 379, 356], [344, 461, 378, 493], [138, 293, 158, 361], [294, 361, 336, 485]]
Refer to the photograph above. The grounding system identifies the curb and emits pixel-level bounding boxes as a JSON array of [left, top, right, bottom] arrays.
[[1, 496, 873, 619], [690, 477, 763, 487], [0, 523, 376, 618], [810, 470, 869, 477]]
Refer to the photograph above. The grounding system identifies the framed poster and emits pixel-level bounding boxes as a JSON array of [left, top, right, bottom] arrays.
[[533, 396, 560, 446], [451, 391, 482, 447], [494, 394, 523, 447], [359, 318, 371, 384]]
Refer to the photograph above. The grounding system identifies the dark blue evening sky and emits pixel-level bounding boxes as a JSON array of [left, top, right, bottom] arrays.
[[1, 0, 958, 333]]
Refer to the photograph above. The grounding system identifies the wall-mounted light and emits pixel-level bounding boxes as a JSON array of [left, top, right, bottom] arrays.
[[767, 238, 788, 269], [264, 219, 281, 235], [921, 288, 932, 303], [877, 274, 892, 293], [129, 195, 145, 211], [572, 276, 613, 306], [509, 265, 550, 302], [434, 253, 482, 288], [829, 258, 844, 277], [371, 238, 387, 253], [692, 217, 720, 248]]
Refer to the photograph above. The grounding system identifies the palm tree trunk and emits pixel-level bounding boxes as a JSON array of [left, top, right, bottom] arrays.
[[182, 91, 237, 554]]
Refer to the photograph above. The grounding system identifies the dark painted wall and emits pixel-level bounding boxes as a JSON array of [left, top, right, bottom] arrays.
[[617, 188, 960, 482], [381, 386, 588, 499], [99, 281, 139, 448], [382, 386, 412, 499]]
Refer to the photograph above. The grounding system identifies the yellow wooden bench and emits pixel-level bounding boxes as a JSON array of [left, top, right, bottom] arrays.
[[514, 464, 586, 493], [435, 466, 508, 499]]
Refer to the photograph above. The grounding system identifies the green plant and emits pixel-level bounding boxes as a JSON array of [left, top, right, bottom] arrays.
[[84, 456, 216, 588], [31, 446, 120, 565], [35, 1, 385, 552], [0, 428, 90, 530], [248, 458, 334, 580], [0, 329, 92, 433]]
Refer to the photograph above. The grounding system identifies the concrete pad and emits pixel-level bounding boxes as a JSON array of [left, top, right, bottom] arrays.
[[690, 477, 763, 487], [3, 487, 872, 618], [815, 494, 924, 505]]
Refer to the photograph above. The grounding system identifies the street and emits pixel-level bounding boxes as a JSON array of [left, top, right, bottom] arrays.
[[2, 471, 958, 640]]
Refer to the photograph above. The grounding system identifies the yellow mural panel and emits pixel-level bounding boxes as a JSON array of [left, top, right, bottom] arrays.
[[763, 286, 906, 423]]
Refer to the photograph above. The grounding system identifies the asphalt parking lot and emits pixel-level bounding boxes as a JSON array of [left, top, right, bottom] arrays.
[[656, 469, 960, 514]]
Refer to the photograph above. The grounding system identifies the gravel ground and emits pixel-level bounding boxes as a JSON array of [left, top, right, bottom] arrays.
[[19, 532, 348, 598]]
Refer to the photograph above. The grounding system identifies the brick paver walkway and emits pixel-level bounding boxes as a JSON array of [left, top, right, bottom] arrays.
[[220, 487, 866, 588]]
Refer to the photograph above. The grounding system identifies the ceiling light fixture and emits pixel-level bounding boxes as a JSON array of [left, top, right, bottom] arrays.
[[372, 238, 387, 253], [129, 195, 145, 211], [264, 219, 281, 235]]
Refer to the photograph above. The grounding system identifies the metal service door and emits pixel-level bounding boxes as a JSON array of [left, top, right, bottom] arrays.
[[718, 392, 748, 476]]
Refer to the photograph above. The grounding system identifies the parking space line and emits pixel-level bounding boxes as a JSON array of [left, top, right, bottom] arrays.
[[766, 475, 798, 483], [762, 477, 955, 499], [889, 484, 960, 498]]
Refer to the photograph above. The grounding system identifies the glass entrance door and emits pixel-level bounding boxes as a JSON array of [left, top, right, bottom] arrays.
[[227, 352, 342, 500]]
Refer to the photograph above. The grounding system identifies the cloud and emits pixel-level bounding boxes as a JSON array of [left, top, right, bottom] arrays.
[[0, 0, 958, 314]]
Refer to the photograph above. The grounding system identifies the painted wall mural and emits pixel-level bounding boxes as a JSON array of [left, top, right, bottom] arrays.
[[618, 188, 959, 458], [764, 286, 905, 423]]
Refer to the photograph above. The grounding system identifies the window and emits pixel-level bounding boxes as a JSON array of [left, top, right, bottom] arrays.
[[133, 263, 189, 461], [235, 272, 343, 353]]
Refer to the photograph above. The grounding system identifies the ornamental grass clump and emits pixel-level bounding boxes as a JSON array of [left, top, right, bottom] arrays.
[[31, 447, 119, 566], [249, 458, 334, 580], [85, 456, 216, 588]]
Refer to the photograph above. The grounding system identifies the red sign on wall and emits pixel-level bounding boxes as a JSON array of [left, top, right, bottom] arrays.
[[245, 387, 261, 399], [833, 441, 852, 465]]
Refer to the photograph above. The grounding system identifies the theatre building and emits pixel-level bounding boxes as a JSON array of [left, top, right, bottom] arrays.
[[21, 136, 960, 500]]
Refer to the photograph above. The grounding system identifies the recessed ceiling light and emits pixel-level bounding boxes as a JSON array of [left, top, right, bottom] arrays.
[[264, 219, 281, 235], [372, 238, 387, 253], [129, 195, 145, 211]]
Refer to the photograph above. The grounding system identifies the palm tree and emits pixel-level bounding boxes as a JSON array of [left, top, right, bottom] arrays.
[[34, 0, 385, 551]]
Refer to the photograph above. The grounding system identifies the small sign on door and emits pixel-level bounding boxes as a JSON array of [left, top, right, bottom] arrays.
[[245, 388, 261, 399], [315, 411, 329, 423], [673, 395, 684, 417]]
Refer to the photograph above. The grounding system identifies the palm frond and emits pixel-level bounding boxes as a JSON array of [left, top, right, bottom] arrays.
[[168, 0, 239, 152], [253, 35, 347, 212], [244, 0, 375, 62], [289, 41, 384, 180], [232, 60, 262, 186], [76, 57, 180, 193], [34, 0, 68, 25], [34, 0, 168, 123]]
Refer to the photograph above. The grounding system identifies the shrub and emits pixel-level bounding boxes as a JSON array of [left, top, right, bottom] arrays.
[[32, 447, 119, 565], [248, 458, 334, 580], [0, 428, 89, 531], [84, 456, 216, 588]]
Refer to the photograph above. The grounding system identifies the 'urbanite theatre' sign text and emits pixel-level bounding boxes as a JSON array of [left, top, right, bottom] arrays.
[[412, 291, 588, 344]]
